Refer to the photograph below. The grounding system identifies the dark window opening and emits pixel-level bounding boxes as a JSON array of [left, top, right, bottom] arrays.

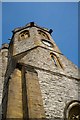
[[19, 30, 30, 41], [64, 100, 80, 120], [50, 52, 63, 68], [16, 63, 22, 70], [38, 30, 49, 40], [51, 54, 57, 66], [68, 104, 80, 120]]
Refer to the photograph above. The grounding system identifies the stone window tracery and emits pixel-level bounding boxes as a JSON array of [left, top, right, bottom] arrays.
[[64, 100, 80, 120], [19, 30, 30, 41], [50, 52, 63, 68], [38, 30, 49, 40]]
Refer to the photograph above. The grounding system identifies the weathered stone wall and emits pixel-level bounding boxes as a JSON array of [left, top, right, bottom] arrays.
[[25, 68, 46, 118], [0, 50, 2, 120], [0, 44, 8, 119], [18, 47, 79, 79], [0, 50, 2, 105], [6, 69, 23, 118], [36, 69, 79, 119], [1, 23, 80, 119], [13, 27, 61, 56], [18, 46, 79, 119]]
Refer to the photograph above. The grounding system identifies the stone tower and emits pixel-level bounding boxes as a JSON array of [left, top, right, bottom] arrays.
[[1, 22, 80, 120], [0, 43, 9, 119]]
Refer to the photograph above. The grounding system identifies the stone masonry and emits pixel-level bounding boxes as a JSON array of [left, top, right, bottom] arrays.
[[0, 44, 8, 119], [0, 22, 80, 120]]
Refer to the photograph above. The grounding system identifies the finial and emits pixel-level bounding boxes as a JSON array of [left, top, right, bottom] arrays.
[[30, 22, 34, 27], [49, 29, 53, 34]]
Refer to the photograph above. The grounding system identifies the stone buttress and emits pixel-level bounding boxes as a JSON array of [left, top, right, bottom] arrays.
[[2, 22, 80, 120], [0, 44, 8, 119]]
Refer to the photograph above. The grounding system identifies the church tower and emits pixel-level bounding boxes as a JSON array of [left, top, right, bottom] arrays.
[[2, 22, 80, 120]]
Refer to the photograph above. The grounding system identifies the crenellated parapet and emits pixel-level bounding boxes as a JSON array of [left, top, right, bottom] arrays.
[[1, 22, 80, 120]]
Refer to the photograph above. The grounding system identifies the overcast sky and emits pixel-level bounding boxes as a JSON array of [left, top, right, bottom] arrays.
[[2, 2, 78, 67]]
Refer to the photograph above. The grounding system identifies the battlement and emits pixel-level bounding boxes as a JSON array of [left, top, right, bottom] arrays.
[[1, 23, 80, 120], [1, 43, 9, 50], [12, 22, 53, 34]]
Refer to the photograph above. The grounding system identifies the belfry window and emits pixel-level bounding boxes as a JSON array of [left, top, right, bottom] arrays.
[[50, 53, 63, 68], [38, 30, 49, 40], [19, 30, 30, 41]]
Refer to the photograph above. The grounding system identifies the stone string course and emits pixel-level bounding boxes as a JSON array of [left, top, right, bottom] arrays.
[[0, 23, 80, 119]]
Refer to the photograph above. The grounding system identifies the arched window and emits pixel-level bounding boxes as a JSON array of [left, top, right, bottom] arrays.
[[19, 30, 30, 41], [68, 104, 80, 120], [50, 52, 63, 68], [38, 30, 49, 40], [64, 100, 80, 120]]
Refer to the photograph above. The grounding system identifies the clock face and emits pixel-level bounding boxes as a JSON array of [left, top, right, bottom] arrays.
[[41, 39, 54, 48]]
